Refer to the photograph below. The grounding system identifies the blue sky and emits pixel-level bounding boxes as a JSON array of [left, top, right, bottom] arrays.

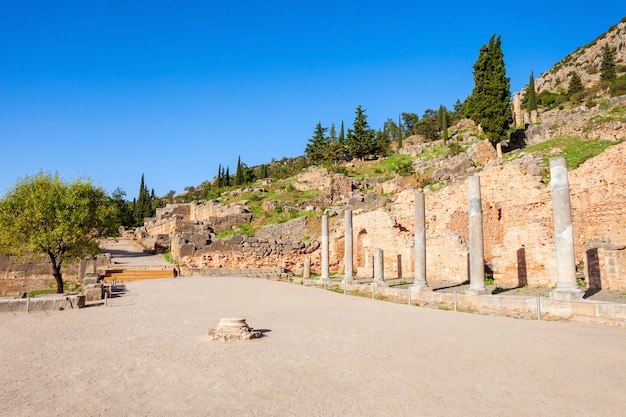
[[1, 1, 623, 199]]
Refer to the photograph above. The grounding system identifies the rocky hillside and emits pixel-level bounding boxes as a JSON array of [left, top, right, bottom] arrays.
[[534, 17, 626, 94]]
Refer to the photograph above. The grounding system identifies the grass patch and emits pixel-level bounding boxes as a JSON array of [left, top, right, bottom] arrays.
[[27, 280, 82, 297], [505, 136, 619, 182], [162, 250, 177, 264]]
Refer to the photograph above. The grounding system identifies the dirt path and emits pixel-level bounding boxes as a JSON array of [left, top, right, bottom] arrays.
[[1, 275, 625, 416], [100, 238, 172, 267]]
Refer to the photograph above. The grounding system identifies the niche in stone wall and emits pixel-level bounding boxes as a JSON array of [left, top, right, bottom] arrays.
[[356, 229, 372, 278]]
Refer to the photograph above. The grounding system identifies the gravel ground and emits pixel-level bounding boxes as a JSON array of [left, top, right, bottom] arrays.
[[1, 275, 625, 417]]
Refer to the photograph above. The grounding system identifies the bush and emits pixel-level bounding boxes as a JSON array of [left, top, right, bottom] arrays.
[[610, 77, 626, 97], [537, 90, 559, 108]]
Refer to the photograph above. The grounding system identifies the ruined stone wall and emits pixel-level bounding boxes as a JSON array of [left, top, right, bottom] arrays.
[[181, 233, 320, 273], [342, 142, 626, 287], [0, 255, 79, 297]]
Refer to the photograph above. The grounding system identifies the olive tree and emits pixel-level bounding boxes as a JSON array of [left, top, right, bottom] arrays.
[[0, 172, 116, 293]]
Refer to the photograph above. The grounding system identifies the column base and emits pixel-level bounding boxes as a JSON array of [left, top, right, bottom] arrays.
[[373, 279, 388, 287], [550, 287, 584, 301], [411, 283, 432, 292], [465, 286, 488, 295], [342, 277, 354, 284]]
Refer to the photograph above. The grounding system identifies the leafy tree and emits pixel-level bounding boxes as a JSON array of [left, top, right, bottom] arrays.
[[259, 164, 269, 179], [415, 109, 439, 141], [346, 105, 376, 159], [567, 71, 583, 97], [401, 112, 419, 137], [0, 172, 116, 293], [305, 121, 329, 163], [527, 71, 537, 113], [467, 34, 512, 143], [111, 187, 134, 227], [600, 44, 616, 82]]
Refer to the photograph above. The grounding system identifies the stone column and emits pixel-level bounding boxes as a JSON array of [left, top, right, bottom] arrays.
[[496, 142, 503, 159], [373, 248, 384, 284], [321, 215, 329, 281], [466, 176, 487, 295], [303, 258, 311, 279], [513, 92, 523, 127], [549, 157, 583, 300], [343, 210, 354, 283], [412, 192, 431, 291]]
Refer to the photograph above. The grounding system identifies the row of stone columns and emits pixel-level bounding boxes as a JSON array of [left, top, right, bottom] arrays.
[[317, 156, 581, 300]]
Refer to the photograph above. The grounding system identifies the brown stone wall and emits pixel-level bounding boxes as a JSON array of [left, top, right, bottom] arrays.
[[0, 255, 79, 297]]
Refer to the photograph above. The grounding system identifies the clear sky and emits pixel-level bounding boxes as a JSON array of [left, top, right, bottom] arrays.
[[1, 1, 623, 199]]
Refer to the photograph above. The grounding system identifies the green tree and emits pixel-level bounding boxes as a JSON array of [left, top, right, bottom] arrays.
[[0, 172, 116, 293], [305, 121, 329, 163], [439, 105, 449, 143], [467, 34, 512, 143], [415, 109, 439, 141], [397, 115, 403, 148], [567, 71, 583, 97], [346, 105, 376, 160], [527, 71, 537, 113], [401, 112, 419, 137], [235, 156, 244, 186], [338, 121, 345, 147], [134, 174, 153, 226], [259, 164, 269, 179], [600, 44, 616, 82]]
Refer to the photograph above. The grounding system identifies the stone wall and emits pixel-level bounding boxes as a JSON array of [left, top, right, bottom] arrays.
[[0, 255, 79, 297]]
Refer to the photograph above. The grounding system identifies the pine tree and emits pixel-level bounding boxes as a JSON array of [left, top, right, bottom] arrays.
[[567, 71, 583, 97], [467, 34, 512, 143], [600, 44, 616, 82], [346, 105, 375, 160], [305, 121, 329, 163], [527, 71, 537, 112]]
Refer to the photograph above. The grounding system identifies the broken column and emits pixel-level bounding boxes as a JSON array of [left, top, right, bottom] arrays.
[[343, 209, 354, 283], [466, 176, 487, 295], [321, 215, 329, 281], [303, 258, 311, 279], [496, 142, 503, 159], [373, 248, 384, 284], [412, 191, 431, 291], [549, 157, 583, 300]]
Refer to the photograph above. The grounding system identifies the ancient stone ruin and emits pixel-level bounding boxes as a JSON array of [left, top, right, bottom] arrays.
[[206, 318, 261, 342]]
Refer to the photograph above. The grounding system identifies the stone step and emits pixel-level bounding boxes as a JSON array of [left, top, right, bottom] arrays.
[[103, 268, 176, 282]]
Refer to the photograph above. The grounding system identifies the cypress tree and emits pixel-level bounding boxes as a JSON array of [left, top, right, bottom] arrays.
[[397, 114, 403, 149], [439, 105, 449, 143], [225, 166, 230, 187], [235, 156, 244, 186], [467, 34, 512, 143], [338, 121, 345, 146], [217, 164, 222, 188], [527, 71, 537, 112]]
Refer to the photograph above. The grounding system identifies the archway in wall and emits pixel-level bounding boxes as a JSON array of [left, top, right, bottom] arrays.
[[356, 229, 372, 278]]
